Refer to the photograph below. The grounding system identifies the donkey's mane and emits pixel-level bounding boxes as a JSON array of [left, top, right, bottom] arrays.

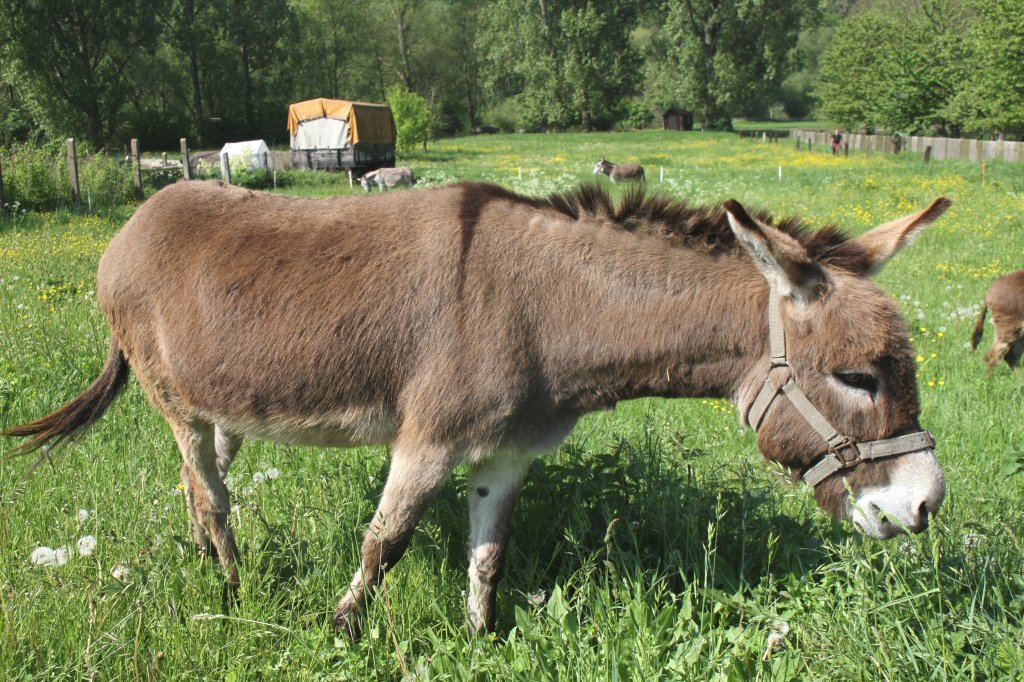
[[459, 181, 866, 269]]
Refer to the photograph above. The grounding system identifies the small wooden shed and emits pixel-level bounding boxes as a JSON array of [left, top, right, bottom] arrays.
[[287, 98, 396, 171], [663, 108, 694, 131]]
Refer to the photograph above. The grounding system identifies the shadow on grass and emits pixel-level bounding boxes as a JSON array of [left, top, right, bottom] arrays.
[[405, 428, 837, 634]]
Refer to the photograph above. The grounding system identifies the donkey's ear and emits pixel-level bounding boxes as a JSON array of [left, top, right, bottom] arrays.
[[845, 197, 951, 275], [724, 199, 826, 304]]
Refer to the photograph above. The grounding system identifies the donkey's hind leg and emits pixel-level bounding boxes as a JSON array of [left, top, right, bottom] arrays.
[[334, 436, 459, 640], [172, 418, 239, 587]]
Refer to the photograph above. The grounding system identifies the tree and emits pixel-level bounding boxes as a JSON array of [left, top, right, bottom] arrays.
[[479, 0, 641, 131], [948, 0, 1024, 137], [0, 0, 164, 146], [815, 1, 969, 135], [659, 0, 814, 129]]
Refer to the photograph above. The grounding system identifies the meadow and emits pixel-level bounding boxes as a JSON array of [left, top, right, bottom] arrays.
[[1, 130, 1022, 680]]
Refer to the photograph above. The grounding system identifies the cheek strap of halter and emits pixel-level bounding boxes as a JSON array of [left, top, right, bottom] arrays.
[[745, 285, 935, 488]]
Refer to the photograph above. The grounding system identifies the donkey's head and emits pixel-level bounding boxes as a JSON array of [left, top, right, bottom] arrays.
[[593, 159, 612, 175], [725, 198, 951, 538]]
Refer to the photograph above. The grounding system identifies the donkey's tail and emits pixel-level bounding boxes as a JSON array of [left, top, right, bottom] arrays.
[[970, 303, 988, 350], [3, 339, 130, 458]]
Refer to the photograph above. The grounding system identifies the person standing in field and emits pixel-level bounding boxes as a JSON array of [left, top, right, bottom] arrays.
[[831, 130, 843, 155]]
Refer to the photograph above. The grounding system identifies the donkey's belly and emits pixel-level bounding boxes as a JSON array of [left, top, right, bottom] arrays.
[[213, 406, 400, 448]]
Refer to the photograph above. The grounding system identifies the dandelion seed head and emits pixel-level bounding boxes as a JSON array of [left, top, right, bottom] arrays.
[[77, 535, 97, 556], [265, 467, 279, 480], [111, 563, 130, 580], [252, 471, 266, 484], [31, 546, 70, 567], [76, 509, 90, 523]]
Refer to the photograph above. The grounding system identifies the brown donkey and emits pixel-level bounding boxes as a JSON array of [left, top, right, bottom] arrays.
[[4, 180, 949, 637], [593, 159, 645, 182], [971, 269, 1024, 369]]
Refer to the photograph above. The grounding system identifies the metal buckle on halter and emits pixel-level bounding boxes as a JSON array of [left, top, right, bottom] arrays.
[[766, 362, 793, 390], [827, 436, 860, 468]]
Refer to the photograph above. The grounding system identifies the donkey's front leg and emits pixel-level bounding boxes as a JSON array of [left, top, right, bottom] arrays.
[[334, 438, 459, 640], [466, 453, 533, 634]]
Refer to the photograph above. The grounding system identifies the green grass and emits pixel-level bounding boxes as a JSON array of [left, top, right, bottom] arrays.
[[1, 131, 1023, 680]]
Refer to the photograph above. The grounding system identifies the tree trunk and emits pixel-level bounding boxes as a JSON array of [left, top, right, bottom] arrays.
[[391, 2, 415, 91], [189, 50, 206, 145], [241, 42, 254, 131]]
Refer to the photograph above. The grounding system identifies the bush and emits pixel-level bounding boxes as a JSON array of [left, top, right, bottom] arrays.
[[387, 86, 435, 154], [617, 100, 654, 131], [1, 141, 66, 211], [0, 141, 146, 212], [78, 151, 134, 210]]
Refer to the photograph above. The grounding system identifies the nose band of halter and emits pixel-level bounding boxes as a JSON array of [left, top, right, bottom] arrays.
[[745, 285, 935, 488]]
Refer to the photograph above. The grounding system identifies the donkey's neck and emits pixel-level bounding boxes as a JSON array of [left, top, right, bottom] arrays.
[[534, 223, 767, 413]]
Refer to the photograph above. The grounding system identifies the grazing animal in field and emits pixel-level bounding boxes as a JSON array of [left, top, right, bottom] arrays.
[[3, 180, 949, 638], [593, 159, 645, 183], [360, 166, 415, 192], [971, 269, 1024, 369]]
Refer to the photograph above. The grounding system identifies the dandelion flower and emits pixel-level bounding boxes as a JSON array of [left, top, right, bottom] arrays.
[[252, 471, 266, 484], [265, 467, 280, 481], [111, 563, 130, 580], [76, 509, 90, 523], [77, 535, 97, 556]]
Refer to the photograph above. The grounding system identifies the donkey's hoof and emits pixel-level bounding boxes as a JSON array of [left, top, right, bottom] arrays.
[[333, 607, 363, 642]]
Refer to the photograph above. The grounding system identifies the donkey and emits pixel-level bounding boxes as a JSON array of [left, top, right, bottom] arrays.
[[360, 166, 415, 193], [4, 179, 949, 638], [971, 269, 1024, 369], [593, 158, 645, 183]]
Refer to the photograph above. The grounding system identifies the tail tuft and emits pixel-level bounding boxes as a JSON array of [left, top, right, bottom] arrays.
[[970, 303, 988, 350], [4, 339, 129, 458]]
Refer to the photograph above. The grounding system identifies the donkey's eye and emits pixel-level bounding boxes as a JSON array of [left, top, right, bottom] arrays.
[[834, 371, 879, 394]]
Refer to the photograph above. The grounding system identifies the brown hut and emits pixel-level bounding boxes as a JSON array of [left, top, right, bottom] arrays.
[[663, 108, 693, 131]]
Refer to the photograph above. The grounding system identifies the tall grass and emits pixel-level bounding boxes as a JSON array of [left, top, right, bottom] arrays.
[[1, 131, 1022, 680]]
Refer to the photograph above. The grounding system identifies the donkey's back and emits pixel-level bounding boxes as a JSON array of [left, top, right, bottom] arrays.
[[99, 180, 545, 444], [971, 269, 1024, 369]]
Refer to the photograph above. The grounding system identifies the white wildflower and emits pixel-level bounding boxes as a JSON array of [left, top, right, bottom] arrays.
[[527, 590, 547, 607], [111, 563, 130, 580], [265, 467, 280, 480], [76, 509, 90, 523], [77, 535, 97, 556], [31, 546, 70, 567], [763, 619, 791, 660], [252, 471, 266, 484], [898, 541, 917, 556]]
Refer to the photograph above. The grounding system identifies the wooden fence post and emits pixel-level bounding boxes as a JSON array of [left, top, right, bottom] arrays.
[[796, 138, 801, 150], [180, 138, 191, 180], [67, 138, 81, 207], [131, 138, 144, 199], [923, 146, 932, 164], [223, 153, 231, 184]]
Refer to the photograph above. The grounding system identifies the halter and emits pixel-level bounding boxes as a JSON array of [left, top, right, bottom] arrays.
[[746, 285, 935, 488]]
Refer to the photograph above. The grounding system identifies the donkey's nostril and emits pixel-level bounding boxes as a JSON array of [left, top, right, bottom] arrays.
[[910, 501, 930, 532]]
